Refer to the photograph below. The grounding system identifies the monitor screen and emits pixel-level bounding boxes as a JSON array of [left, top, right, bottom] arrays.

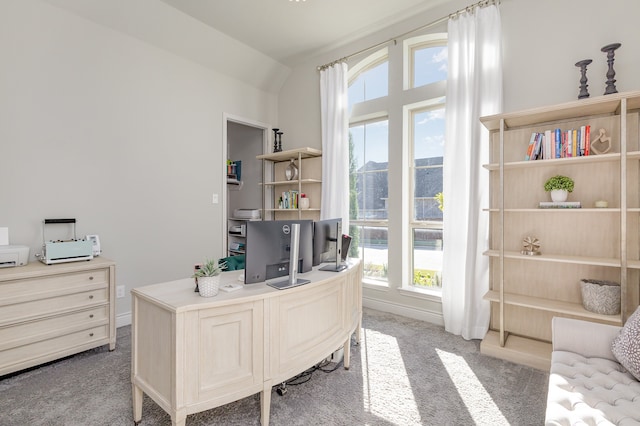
[[244, 220, 313, 284], [313, 218, 342, 266]]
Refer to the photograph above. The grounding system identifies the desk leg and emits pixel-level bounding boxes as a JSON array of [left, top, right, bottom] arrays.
[[261, 382, 272, 426], [343, 336, 351, 370], [171, 411, 187, 426], [132, 384, 143, 425]]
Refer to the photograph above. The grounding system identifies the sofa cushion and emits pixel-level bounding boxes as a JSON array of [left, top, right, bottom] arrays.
[[545, 351, 640, 425], [612, 306, 640, 381]]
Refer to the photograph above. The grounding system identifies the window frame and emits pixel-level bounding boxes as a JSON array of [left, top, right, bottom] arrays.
[[347, 33, 448, 296], [403, 33, 448, 91], [349, 116, 390, 287]]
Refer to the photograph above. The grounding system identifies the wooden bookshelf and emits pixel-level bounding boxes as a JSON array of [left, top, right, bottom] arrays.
[[258, 147, 322, 220], [480, 90, 640, 370]]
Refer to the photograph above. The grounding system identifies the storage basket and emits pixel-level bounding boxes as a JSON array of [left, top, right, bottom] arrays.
[[198, 276, 220, 297], [579, 279, 620, 315]]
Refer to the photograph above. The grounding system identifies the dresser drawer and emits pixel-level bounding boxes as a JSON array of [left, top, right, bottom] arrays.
[[0, 269, 109, 305], [0, 325, 108, 374], [0, 306, 109, 351], [0, 288, 108, 326]]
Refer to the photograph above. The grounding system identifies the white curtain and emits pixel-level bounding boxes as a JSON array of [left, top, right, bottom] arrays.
[[442, 4, 503, 340], [320, 62, 350, 231]]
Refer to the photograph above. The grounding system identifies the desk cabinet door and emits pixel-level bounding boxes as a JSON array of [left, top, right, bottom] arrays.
[[269, 277, 345, 380], [185, 301, 264, 406]]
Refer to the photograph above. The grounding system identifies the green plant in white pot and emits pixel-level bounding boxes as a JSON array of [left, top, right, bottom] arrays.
[[192, 259, 226, 297], [544, 175, 574, 202]]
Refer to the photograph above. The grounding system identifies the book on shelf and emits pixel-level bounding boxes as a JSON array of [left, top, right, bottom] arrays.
[[538, 201, 582, 209], [279, 190, 299, 209], [525, 126, 591, 160]]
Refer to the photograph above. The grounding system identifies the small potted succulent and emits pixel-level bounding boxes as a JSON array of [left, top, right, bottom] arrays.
[[544, 175, 574, 202], [192, 258, 225, 297]]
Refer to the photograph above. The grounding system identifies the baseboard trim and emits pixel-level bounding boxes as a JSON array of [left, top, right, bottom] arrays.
[[116, 312, 132, 328], [363, 296, 444, 326]]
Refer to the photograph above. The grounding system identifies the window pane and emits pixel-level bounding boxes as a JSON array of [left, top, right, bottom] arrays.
[[412, 228, 442, 288], [413, 108, 444, 221], [413, 45, 447, 88], [350, 120, 389, 221], [348, 61, 388, 113], [353, 225, 388, 283]]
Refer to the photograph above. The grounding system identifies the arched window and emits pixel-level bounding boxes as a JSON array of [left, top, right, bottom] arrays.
[[347, 33, 447, 292]]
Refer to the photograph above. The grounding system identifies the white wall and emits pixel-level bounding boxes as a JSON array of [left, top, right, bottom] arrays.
[[277, 0, 640, 323], [0, 0, 277, 322], [502, 0, 640, 112]]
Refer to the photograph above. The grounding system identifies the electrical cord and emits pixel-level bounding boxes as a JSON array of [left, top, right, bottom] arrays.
[[275, 356, 344, 394]]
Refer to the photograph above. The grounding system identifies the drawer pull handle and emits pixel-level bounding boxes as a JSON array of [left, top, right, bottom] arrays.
[[89, 276, 94, 280], [89, 314, 94, 318], [89, 295, 94, 299], [89, 333, 94, 337]]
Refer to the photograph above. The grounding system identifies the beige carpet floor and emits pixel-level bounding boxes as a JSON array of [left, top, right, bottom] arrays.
[[0, 308, 548, 425]]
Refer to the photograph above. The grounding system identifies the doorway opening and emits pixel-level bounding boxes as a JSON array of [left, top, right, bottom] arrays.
[[223, 115, 270, 258]]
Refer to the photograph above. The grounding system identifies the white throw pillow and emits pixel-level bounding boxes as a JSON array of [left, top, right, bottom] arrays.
[[612, 305, 640, 381]]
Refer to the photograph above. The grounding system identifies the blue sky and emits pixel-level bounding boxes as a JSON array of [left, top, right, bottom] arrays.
[[348, 46, 447, 167]]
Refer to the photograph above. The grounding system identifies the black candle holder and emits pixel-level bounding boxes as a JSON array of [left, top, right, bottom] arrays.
[[276, 132, 283, 152], [575, 59, 592, 99], [272, 128, 280, 153], [601, 43, 621, 95]]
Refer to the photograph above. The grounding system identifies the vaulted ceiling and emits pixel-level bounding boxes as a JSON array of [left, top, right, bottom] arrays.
[[158, 0, 453, 66]]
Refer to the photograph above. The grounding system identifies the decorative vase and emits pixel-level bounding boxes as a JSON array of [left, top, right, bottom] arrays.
[[550, 189, 568, 202], [198, 276, 220, 297], [299, 197, 310, 209], [285, 159, 298, 181]]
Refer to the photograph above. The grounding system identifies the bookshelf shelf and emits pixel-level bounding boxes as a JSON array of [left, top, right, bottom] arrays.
[[483, 290, 622, 325], [258, 147, 322, 221], [261, 178, 322, 186], [483, 152, 620, 170], [264, 208, 321, 212], [483, 250, 621, 267], [486, 208, 621, 213], [481, 90, 640, 370]]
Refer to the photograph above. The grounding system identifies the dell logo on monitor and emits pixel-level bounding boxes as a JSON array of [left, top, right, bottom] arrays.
[[282, 225, 290, 234]]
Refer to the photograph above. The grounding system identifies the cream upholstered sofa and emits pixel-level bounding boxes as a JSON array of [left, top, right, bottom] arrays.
[[545, 317, 640, 425]]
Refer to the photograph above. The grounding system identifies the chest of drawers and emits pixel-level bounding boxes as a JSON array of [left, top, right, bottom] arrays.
[[0, 257, 116, 376]]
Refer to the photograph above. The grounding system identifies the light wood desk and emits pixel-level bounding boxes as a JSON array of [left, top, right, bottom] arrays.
[[131, 260, 362, 426]]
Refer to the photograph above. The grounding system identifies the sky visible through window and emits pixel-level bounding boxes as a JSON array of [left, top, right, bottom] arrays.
[[414, 46, 447, 88], [414, 107, 445, 161], [349, 45, 447, 167]]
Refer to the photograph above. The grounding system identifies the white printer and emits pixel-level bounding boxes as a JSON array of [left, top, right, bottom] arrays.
[[0, 245, 30, 268]]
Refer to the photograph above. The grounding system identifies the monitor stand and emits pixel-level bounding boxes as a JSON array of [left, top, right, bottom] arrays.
[[268, 278, 311, 290], [267, 223, 312, 290], [320, 262, 347, 272]]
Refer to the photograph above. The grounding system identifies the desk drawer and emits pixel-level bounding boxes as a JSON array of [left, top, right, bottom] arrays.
[[0, 306, 109, 351], [0, 269, 109, 305], [0, 288, 108, 326], [0, 325, 108, 373]]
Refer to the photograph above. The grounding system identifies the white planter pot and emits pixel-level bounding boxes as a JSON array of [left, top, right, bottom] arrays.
[[550, 189, 568, 202], [198, 276, 220, 297], [299, 198, 310, 209]]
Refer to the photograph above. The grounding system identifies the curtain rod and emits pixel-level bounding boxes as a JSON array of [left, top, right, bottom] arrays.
[[316, 0, 498, 71]]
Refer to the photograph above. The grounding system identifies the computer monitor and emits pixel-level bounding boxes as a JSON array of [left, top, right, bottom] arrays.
[[313, 218, 347, 272], [244, 220, 313, 284]]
